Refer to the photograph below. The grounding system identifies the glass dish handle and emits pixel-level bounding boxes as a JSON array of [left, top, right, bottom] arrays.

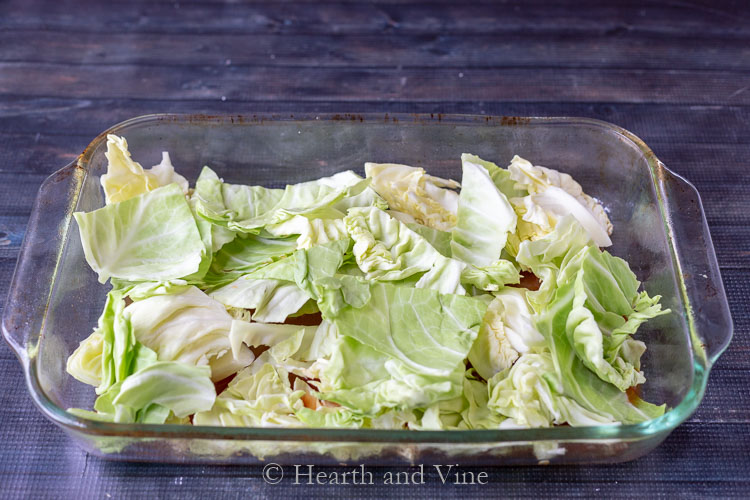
[[1, 162, 84, 366], [657, 161, 733, 365]]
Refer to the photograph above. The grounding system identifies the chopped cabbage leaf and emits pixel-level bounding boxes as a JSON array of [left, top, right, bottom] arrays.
[[344, 206, 466, 294], [123, 285, 254, 381], [74, 184, 205, 284], [507, 155, 613, 247], [100, 134, 189, 205], [468, 287, 545, 381], [193, 167, 370, 234], [450, 157, 516, 267], [487, 352, 617, 428], [365, 162, 460, 231], [536, 276, 666, 423]]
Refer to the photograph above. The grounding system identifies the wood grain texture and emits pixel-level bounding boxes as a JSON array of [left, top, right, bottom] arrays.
[[0, 0, 748, 497], [2, 31, 750, 71], [2, 0, 749, 37], [2, 63, 750, 105]]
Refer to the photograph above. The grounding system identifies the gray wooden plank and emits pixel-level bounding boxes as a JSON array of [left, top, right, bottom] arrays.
[[3, 63, 750, 105], [2, 31, 749, 71], [1, 0, 749, 38]]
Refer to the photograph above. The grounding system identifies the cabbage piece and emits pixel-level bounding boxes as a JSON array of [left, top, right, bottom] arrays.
[[187, 194, 236, 277], [487, 352, 617, 428], [86, 361, 215, 423], [344, 206, 466, 294], [74, 184, 205, 284], [467, 288, 545, 381], [194, 323, 350, 428], [536, 277, 666, 423], [209, 238, 350, 322], [450, 157, 516, 267], [123, 285, 254, 381], [316, 335, 466, 416], [211, 277, 312, 323], [408, 370, 506, 430], [329, 178, 388, 213], [67, 330, 104, 387], [319, 277, 486, 377], [228, 321, 314, 360], [344, 207, 519, 294], [460, 153, 528, 200], [559, 246, 669, 391], [193, 167, 370, 234], [193, 356, 305, 427], [365, 162, 460, 231], [294, 406, 365, 429], [100, 135, 188, 205], [94, 289, 136, 393], [507, 155, 613, 247], [414, 394, 467, 430], [405, 222, 452, 257], [312, 277, 486, 414], [461, 372, 505, 429], [516, 214, 594, 311], [415, 257, 467, 295], [68, 335, 215, 425], [203, 233, 298, 287], [241, 238, 350, 297], [312, 274, 372, 318], [147, 152, 189, 194], [111, 362, 214, 419], [265, 215, 349, 249], [459, 259, 520, 292], [191, 166, 283, 233]]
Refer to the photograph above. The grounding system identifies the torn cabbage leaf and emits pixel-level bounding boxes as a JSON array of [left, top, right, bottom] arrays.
[[507, 155, 613, 247], [202, 233, 298, 287], [344, 206, 466, 294], [516, 214, 595, 311], [365, 162, 460, 231], [318, 277, 485, 376], [193, 355, 306, 427], [487, 352, 617, 428], [209, 238, 350, 322], [67, 329, 104, 387], [123, 285, 254, 381], [467, 288, 545, 381], [210, 276, 312, 323], [74, 183, 205, 284], [555, 245, 669, 391], [315, 335, 466, 416], [450, 157, 516, 267], [537, 276, 666, 424], [72, 361, 216, 424], [193, 166, 370, 234], [311, 277, 486, 414], [264, 215, 349, 250], [100, 134, 188, 205]]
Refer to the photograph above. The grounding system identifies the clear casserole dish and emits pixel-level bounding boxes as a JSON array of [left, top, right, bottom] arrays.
[[2, 113, 732, 465]]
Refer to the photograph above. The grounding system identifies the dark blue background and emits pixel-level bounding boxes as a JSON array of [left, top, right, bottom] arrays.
[[1, 0, 748, 497]]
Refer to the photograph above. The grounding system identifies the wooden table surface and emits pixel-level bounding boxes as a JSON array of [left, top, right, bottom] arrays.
[[1, 0, 749, 497]]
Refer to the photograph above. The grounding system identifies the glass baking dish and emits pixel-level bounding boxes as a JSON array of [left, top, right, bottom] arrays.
[[2, 113, 732, 465]]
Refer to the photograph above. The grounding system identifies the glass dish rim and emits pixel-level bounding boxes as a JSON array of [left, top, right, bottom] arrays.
[[13, 112, 727, 444]]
